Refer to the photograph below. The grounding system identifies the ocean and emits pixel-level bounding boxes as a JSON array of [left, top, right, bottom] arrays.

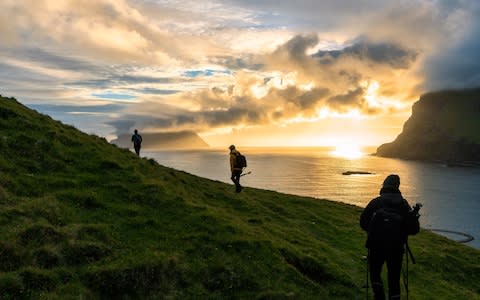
[[143, 147, 480, 249]]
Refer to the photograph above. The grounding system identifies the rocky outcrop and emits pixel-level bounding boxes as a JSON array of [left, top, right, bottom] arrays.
[[342, 171, 374, 175], [376, 88, 480, 163]]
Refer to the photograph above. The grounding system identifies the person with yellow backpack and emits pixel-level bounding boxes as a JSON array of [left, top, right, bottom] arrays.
[[229, 145, 247, 193]]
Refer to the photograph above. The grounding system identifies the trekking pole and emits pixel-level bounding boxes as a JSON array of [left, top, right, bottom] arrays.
[[405, 244, 409, 300], [362, 250, 369, 300], [406, 242, 416, 264], [240, 171, 252, 177], [366, 250, 369, 300]]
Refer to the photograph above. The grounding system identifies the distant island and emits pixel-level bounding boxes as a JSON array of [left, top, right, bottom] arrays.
[[376, 88, 480, 164], [111, 130, 209, 150]]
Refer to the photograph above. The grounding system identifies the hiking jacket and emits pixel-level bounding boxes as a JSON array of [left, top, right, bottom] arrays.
[[230, 149, 242, 172], [360, 188, 418, 249], [131, 133, 142, 147]]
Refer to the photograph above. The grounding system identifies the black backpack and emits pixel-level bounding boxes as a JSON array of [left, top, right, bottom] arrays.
[[367, 207, 406, 249], [235, 153, 247, 168], [132, 134, 142, 146]]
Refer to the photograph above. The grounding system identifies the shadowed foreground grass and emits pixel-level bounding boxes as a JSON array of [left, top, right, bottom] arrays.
[[0, 95, 479, 299]]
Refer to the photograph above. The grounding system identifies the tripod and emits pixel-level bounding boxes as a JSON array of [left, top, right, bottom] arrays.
[[363, 244, 416, 300], [363, 250, 370, 300], [403, 242, 416, 300]]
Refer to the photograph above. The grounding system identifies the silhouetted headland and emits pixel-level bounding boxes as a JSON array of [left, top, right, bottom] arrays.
[[376, 88, 480, 165]]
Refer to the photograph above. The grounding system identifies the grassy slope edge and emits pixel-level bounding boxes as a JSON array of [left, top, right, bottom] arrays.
[[0, 95, 479, 299]]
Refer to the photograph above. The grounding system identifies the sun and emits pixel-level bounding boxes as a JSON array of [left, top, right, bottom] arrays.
[[330, 143, 365, 159]]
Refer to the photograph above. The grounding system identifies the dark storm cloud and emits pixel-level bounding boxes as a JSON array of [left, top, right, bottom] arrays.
[[313, 39, 417, 69], [425, 26, 480, 90]]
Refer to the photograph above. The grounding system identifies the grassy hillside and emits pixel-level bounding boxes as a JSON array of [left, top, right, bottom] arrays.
[[377, 88, 480, 162], [412, 88, 480, 143], [0, 95, 479, 299]]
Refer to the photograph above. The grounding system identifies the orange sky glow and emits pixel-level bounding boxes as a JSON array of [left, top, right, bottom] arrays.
[[2, 0, 480, 149]]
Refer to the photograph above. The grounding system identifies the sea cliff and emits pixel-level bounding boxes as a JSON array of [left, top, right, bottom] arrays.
[[376, 88, 480, 164]]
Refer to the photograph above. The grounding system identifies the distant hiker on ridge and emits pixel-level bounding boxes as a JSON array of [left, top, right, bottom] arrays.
[[131, 129, 143, 156], [360, 174, 420, 300], [229, 145, 246, 193]]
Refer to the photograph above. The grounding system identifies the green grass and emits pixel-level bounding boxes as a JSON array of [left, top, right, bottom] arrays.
[[422, 89, 480, 142], [0, 95, 479, 299]]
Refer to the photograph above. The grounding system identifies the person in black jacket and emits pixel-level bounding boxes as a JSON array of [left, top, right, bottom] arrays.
[[131, 129, 143, 156], [360, 174, 420, 300]]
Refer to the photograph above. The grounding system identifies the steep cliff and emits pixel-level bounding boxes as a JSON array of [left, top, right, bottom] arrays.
[[376, 88, 480, 163]]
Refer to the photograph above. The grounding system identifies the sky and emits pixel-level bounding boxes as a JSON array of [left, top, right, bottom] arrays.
[[1, 0, 480, 148]]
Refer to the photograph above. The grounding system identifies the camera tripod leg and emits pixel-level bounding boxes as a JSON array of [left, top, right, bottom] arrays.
[[402, 242, 416, 300], [362, 251, 369, 300]]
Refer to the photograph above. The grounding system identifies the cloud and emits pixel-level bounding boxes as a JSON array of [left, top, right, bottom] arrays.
[[2, 48, 99, 73], [328, 87, 365, 107], [103, 32, 424, 135], [2, 0, 480, 145], [221, 0, 386, 31], [107, 84, 328, 134], [424, 3, 480, 90], [314, 39, 417, 69], [2, 0, 230, 65], [29, 103, 124, 114], [266, 34, 421, 103]]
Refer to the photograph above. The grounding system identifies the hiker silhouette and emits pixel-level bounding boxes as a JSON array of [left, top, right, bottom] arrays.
[[131, 129, 143, 156], [229, 145, 244, 193], [360, 174, 420, 300]]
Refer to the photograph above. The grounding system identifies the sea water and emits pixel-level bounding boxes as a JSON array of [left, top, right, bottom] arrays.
[[143, 147, 480, 249]]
